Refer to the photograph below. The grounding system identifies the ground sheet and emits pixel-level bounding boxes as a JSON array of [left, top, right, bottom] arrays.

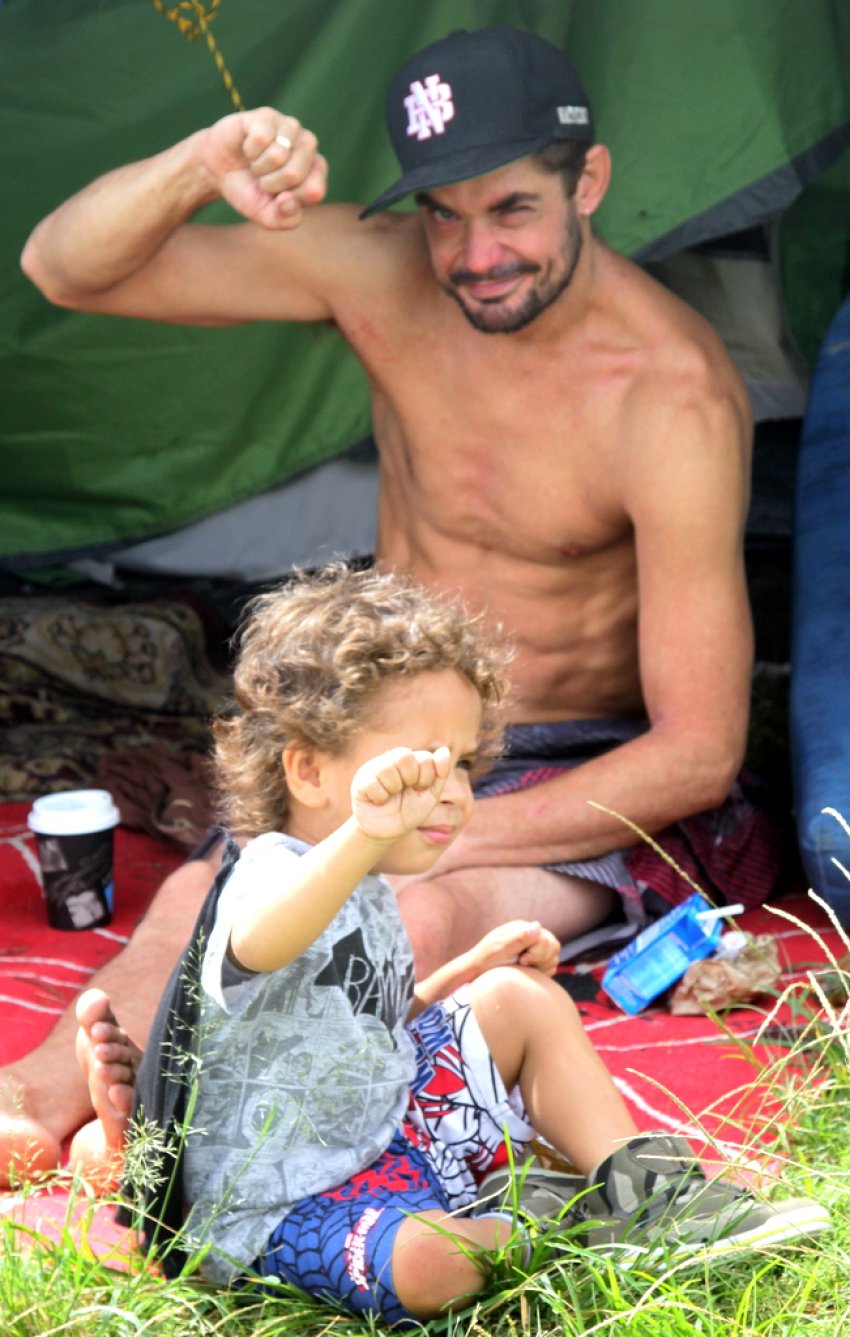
[[0, 801, 844, 1266]]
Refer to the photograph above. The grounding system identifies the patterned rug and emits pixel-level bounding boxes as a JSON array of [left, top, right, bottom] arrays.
[[0, 582, 232, 846]]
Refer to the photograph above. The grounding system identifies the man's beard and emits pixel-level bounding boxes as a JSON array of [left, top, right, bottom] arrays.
[[444, 209, 583, 335]]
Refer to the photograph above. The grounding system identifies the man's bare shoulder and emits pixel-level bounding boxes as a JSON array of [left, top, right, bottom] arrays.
[[602, 247, 747, 388], [344, 208, 434, 305], [597, 245, 751, 447]]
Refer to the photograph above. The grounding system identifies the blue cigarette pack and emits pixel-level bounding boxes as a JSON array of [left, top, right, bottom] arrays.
[[602, 892, 724, 1014]]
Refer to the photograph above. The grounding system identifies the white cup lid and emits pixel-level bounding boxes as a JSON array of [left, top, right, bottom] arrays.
[[28, 788, 121, 836]]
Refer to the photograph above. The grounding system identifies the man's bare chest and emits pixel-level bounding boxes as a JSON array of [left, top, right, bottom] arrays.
[[370, 341, 627, 561]]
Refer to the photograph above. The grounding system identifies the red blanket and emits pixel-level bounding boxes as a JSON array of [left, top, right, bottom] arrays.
[[1, 801, 843, 1256], [1, 804, 183, 1069]]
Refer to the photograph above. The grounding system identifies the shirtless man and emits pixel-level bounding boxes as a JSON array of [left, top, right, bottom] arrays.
[[5, 27, 775, 1182]]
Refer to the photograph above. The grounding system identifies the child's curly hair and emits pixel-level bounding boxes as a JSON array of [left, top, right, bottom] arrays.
[[212, 563, 512, 836]]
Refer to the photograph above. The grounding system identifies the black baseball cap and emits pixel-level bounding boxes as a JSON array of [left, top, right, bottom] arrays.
[[359, 26, 594, 219]]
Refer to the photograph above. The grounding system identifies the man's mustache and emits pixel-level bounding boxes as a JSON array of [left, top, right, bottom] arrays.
[[449, 260, 540, 286]]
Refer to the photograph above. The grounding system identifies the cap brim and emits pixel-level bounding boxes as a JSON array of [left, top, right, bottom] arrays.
[[358, 134, 559, 219]]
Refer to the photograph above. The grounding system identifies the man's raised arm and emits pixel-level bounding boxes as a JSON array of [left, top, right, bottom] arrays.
[[20, 108, 332, 325]]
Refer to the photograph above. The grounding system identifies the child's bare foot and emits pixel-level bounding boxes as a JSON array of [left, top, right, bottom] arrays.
[[70, 989, 141, 1190]]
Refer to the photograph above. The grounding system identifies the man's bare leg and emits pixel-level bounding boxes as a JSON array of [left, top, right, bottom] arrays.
[[395, 866, 618, 979], [0, 846, 220, 1188]]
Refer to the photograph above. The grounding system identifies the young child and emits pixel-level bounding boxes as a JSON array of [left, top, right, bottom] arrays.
[[115, 564, 828, 1325]]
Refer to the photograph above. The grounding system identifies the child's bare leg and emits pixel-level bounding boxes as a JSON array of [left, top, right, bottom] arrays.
[[467, 965, 638, 1172], [464, 967, 831, 1257], [391, 1209, 511, 1318], [388, 971, 623, 1324]]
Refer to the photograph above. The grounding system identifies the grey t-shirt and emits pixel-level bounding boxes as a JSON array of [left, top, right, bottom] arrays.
[[181, 831, 417, 1282]]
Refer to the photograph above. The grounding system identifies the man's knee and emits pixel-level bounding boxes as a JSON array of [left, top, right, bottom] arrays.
[[395, 877, 465, 977], [139, 844, 221, 940]]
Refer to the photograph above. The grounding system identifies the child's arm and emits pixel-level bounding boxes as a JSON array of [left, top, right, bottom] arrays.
[[229, 746, 451, 973], [410, 919, 560, 1015]]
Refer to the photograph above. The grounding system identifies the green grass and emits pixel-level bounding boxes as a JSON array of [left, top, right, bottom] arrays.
[[2, 906, 849, 1337]]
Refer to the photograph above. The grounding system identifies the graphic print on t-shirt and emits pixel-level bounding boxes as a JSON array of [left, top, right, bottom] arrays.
[[314, 927, 414, 1044]]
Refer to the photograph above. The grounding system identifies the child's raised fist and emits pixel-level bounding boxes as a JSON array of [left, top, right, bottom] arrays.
[[351, 746, 451, 842]]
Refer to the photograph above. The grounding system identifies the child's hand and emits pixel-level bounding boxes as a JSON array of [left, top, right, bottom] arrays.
[[412, 919, 561, 1014], [467, 920, 560, 978], [351, 746, 452, 843]]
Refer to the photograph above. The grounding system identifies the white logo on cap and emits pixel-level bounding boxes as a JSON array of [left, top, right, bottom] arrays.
[[557, 106, 589, 126], [404, 74, 455, 139]]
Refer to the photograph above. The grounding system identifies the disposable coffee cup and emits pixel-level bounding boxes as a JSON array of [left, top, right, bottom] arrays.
[[27, 789, 120, 931]]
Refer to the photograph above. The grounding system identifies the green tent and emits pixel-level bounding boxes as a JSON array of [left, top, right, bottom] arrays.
[[3, 0, 850, 569]]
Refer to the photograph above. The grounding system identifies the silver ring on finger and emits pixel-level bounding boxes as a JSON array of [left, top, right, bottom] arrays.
[[275, 134, 292, 152]]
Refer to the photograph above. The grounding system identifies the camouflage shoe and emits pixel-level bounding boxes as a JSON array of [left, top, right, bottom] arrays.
[[473, 1163, 586, 1224], [579, 1134, 832, 1260]]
